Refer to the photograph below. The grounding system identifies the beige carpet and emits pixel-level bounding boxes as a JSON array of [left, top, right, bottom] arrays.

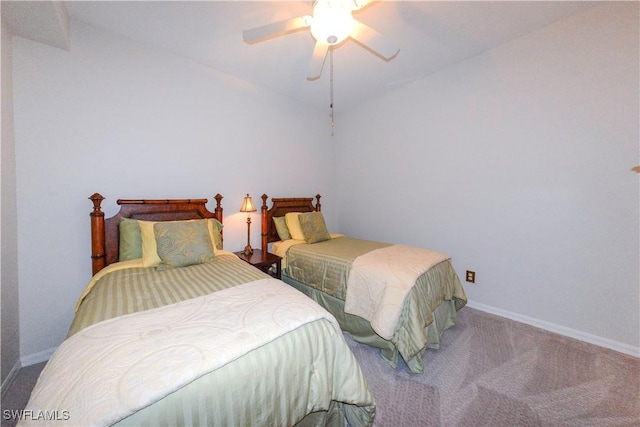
[[346, 307, 640, 426], [3, 307, 639, 426]]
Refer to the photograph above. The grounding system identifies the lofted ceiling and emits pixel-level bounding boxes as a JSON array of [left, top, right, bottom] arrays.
[[4, 1, 599, 112]]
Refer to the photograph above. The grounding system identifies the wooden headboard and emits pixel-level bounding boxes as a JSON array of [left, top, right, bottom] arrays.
[[89, 193, 223, 275], [260, 194, 321, 252]]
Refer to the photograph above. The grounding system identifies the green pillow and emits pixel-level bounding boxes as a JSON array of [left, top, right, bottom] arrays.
[[298, 212, 331, 244], [119, 217, 142, 261], [154, 220, 215, 270], [273, 216, 291, 241], [209, 218, 223, 250], [120, 218, 222, 262]]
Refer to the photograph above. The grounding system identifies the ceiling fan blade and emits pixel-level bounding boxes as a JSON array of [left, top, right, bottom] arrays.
[[243, 16, 310, 44], [307, 42, 329, 81], [350, 21, 399, 60]]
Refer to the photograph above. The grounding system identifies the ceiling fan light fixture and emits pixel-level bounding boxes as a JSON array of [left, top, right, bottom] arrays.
[[310, 0, 356, 46]]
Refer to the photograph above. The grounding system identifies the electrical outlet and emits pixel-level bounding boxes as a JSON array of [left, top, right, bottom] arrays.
[[465, 270, 476, 283]]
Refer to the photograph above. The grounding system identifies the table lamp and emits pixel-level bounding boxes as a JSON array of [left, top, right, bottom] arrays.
[[240, 194, 257, 256]]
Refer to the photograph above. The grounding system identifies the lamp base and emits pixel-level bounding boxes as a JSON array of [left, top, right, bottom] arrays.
[[242, 245, 254, 256]]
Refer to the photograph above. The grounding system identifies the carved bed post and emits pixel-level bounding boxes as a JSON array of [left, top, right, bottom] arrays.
[[213, 193, 224, 222], [315, 194, 322, 212], [213, 193, 223, 247], [89, 193, 106, 276], [261, 194, 269, 253]]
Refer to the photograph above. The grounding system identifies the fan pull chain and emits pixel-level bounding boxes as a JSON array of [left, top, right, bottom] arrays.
[[329, 48, 335, 133]]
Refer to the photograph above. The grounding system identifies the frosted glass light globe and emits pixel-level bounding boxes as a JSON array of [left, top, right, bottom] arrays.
[[310, 0, 356, 45]]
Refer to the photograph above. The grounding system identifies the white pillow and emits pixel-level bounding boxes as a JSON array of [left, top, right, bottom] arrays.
[[139, 220, 161, 267], [285, 212, 305, 241]]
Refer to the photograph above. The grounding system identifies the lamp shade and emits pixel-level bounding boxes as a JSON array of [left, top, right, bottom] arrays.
[[240, 194, 257, 213]]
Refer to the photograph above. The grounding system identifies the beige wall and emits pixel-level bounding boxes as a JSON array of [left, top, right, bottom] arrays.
[[1, 21, 21, 383], [335, 2, 639, 355], [12, 20, 335, 358]]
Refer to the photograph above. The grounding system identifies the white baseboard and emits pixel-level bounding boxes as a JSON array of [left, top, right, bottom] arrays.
[[20, 346, 57, 367], [1, 359, 21, 399], [466, 301, 640, 358]]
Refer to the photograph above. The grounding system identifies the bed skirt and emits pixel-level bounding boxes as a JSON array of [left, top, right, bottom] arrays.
[[282, 273, 460, 373]]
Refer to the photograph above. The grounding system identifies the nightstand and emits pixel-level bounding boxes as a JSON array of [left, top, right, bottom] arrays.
[[234, 249, 282, 280]]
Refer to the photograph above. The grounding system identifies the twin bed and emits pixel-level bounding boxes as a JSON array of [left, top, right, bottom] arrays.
[[22, 192, 466, 426], [260, 194, 467, 374], [22, 194, 374, 427]]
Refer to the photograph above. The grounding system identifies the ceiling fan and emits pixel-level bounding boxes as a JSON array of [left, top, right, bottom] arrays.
[[242, 0, 399, 81]]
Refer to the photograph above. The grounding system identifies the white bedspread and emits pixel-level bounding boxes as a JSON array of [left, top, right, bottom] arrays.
[[21, 279, 339, 426], [344, 244, 449, 340]]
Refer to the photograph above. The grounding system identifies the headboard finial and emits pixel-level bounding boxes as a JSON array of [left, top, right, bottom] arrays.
[[214, 193, 223, 208], [89, 193, 105, 214]]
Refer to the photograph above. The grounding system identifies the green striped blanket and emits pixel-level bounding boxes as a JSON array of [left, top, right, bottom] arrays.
[[32, 253, 377, 426], [69, 253, 267, 336]]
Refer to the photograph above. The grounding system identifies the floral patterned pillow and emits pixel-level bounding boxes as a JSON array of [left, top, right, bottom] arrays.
[[154, 220, 215, 270], [298, 212, 331, 244]]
